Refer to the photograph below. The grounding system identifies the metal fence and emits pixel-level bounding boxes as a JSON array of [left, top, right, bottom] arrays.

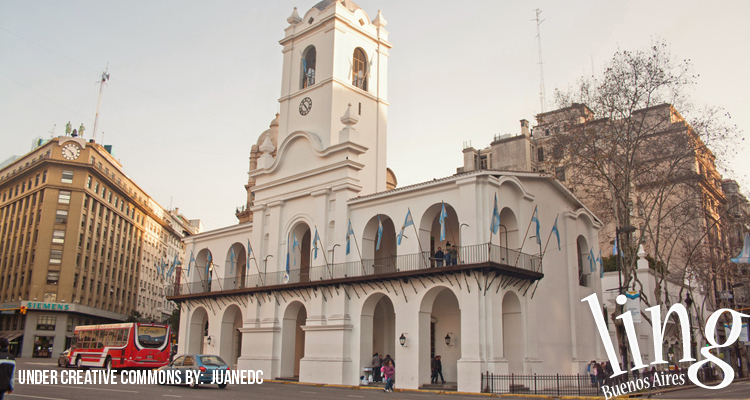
[[481, 368, 719, 396], [481, 373, 599, 396], [177, 243, 541, 295]]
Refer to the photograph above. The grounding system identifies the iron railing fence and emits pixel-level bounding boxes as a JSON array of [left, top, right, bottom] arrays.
[[176, 243, 541, 295], [481, 368, 719, 396], [481, 372, 599, 396]]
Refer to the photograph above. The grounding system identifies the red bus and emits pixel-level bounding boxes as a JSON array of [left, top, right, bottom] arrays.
[[69, 322, 172, 371]]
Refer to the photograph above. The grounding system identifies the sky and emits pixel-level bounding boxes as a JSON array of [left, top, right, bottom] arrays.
[[1, 0, 749, 231]]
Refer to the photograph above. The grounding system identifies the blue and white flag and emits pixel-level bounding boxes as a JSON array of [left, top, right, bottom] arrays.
[[398, 209, 414, 245], [491, 194, 501, 234], [376, 216, 383, 251], [613, 235, 619, 256], [285, 234, 290, 274], [293, 233, 299, 266], [188, 251, 195, 277], [206, 252, 212, 280], [439, 202, 448, 241], [551, 215, 560, 251], [597, 250, 604, 278], [251, 239, 253, 271], [313, 229, 321, 259], [531, 206, 541, 245], [589, 248, 595, 273], [230, 246, 236, 274], [346, 220, 355, 255], [731, 233, 750, 264], [161, 258, 166, 278], [168, 254, 179, 278]]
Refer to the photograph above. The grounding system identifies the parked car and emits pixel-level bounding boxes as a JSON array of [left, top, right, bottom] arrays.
[[157, 354, 230, 389], [58, 349, 71, 368]]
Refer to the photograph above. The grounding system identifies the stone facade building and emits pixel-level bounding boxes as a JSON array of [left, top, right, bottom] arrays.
[[171, 0, 605, 392]]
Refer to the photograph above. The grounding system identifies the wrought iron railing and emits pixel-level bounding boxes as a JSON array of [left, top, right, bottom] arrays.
[[176, 243, 541, 295], [481, 367, 718, 396]]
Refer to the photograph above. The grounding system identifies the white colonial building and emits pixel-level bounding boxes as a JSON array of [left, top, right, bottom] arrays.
[[172, 0, 606, 392]]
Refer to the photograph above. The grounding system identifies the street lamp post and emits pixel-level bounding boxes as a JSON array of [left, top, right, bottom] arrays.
[[263, 255, 273, 285], [615, 224, 636, 377], [685, 293, 695, 358], [331, 244, 340, 266]]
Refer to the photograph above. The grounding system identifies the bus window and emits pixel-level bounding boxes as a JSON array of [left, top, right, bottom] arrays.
[[82, 331, 91, 349], [121, 328, 130, 345], [106, 329, 117, 346], [115, 329, 124, 346], [136, 325, 167, 349], [96, 330, 105, 349]]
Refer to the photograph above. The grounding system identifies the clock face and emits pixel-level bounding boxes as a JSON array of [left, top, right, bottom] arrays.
[[61, 143, 81, 161], [299, 97, 312, 115]]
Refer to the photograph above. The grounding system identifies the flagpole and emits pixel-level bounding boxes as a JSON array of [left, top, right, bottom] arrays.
[[542, 222, 555, 258], [445, 213, 461, 264], [314, 225, 333, 279], [514, 205, 537, 268], [381, 216, 398, 272], [352, 229, 366, 275], [408, 208, 429, 270], [247, 238, 264, 286]]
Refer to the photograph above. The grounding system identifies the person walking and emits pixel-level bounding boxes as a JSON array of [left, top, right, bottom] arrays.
[[383, 354, 395, 367], [434, 355, 445, 383], [430, 355, 438, 383], [0, 338, 15, 400], [372, 353, 382, 382], [382, 360, 395, 392]]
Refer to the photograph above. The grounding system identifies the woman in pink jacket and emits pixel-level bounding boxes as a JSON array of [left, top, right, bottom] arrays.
[[381, 360, 395, 392]]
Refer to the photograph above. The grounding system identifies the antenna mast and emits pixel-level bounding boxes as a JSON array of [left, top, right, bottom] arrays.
[[92, 65, 110, 141], [533, 9, 546, 113]]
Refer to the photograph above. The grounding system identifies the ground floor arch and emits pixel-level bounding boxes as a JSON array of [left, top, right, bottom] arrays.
[[219, 304, 243, 367], [187, 306, 209, 355], [502, 291, 523, 373], [419, 286, 461, 386], [280, 301, 307, 378], [359, 293, 396, 380]]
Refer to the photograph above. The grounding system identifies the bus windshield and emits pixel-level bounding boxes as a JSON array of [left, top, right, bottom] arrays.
[[136, 326, 167, 348]]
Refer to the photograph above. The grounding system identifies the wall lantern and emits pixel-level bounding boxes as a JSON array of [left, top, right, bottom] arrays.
[[445, 333, 452, 346], [399, 333, 407, 347], [207, 335, 213, 346]]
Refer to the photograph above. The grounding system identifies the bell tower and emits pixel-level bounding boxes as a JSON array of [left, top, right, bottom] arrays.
[[276, 0, 391, 195]]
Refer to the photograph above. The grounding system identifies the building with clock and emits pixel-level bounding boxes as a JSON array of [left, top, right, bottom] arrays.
[[0, 135, 201, 358], [170, 0, 607, 393]]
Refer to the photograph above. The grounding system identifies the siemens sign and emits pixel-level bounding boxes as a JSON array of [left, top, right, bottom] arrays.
[[25, 302, 70, 311]]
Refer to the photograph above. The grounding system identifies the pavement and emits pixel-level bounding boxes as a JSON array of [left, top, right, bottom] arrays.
[[8, 358, 750, 400]]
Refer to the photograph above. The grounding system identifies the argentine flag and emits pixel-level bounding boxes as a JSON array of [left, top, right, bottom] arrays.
[[398, 209, 414, 245]]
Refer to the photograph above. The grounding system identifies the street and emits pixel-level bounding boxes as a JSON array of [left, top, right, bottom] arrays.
[[9, 358, 750, 400]]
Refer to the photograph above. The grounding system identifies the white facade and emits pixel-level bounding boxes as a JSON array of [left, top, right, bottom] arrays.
[[173, 0, 605, 392]]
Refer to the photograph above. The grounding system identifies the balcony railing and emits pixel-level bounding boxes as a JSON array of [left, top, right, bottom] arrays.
[[175, 242, 541, 296]]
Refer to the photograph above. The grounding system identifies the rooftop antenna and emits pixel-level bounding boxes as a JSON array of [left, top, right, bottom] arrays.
[[49, 124, 56, 137], [92, 65, 110, 141], [533, 9, 546, 113]]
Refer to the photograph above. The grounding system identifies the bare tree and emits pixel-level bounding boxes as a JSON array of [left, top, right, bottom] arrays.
[[537, 40, 741, 372]]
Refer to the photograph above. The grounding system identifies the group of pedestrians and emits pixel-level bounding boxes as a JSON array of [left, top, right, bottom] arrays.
[[372, 353, 396, 392], [588, 359, 688, 388], [434, 243, 458, 267]]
